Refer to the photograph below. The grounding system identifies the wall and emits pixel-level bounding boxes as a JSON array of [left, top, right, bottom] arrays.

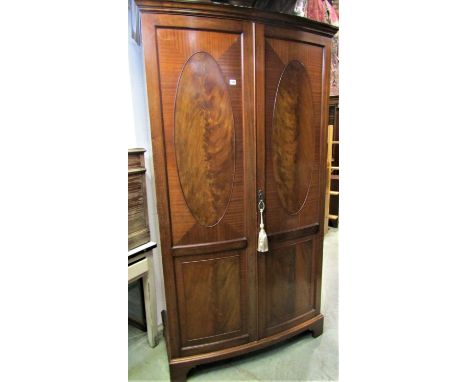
[[128, 9, 167, 326]]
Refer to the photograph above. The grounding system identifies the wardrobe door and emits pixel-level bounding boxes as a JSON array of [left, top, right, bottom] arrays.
[[256, 25, 331, 338], [141, 14, 257, 356]]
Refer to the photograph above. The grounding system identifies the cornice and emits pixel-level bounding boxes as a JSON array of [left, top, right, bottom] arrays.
[[134, 0, 338, 37]]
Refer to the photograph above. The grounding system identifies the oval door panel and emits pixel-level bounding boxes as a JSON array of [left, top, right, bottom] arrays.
[[272, 60, 314, 214], [174, 52, 235, 227]]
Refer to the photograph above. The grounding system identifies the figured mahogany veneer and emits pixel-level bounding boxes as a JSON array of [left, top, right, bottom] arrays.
[[175, 252, 242, 346], [273, 60, 314, 215], [174, 52, 235, 227], [135, 1, 337, 381], [265, 240, 315, 331]]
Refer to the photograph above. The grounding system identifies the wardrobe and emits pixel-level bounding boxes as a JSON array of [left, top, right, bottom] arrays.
[[135, 1, 337, 380]]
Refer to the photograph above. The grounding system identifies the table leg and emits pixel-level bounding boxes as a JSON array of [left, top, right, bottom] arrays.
[[143, 255, 158, 347]]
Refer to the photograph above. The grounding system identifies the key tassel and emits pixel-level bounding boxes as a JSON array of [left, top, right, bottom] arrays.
[[257, 208, 268, 252]]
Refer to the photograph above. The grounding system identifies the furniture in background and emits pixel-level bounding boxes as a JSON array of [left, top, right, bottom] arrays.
[[135, 1, 337, 380], [324, 124, 333, 234], [128, 148, 151, 250], [128, 241, 158, 347], [328, 95, 339, 227], [252, 0, 307, 16], [128, 278, 146, 331], [128, 148, 158, 347]]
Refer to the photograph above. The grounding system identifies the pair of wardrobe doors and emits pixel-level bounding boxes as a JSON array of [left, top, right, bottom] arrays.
[[142, 12, 330, 356]]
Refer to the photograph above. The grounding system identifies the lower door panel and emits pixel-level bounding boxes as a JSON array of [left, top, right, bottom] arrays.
[[259, 234, 321, 338], [174, 250, 251, 356]]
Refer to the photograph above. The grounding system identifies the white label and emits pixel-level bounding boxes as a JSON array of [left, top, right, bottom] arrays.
[[229, 79, 237, 86]]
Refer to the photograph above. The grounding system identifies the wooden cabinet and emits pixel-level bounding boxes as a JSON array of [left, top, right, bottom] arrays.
[[328, 95, 339, 227], [128, 148, 150, 250], [135, 1, 337, 380]]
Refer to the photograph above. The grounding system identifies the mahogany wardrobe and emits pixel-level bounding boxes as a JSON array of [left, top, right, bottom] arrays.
[[135, 1, 338, 380]]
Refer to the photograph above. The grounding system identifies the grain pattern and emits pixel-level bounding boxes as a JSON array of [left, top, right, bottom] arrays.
[[136, 3, 335, 380], [175, 52, 235, 227], [258, 27, 327, 340], [272, 60, 314, 214], [265, 240, 314, 329], [263, 35, 324, 236], [143, 13, 255, 365], [175, 253, 242, 343], [156, 25, 245, 247]]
